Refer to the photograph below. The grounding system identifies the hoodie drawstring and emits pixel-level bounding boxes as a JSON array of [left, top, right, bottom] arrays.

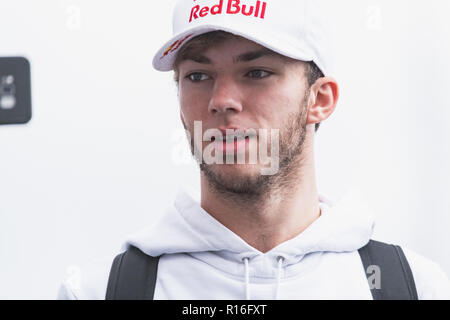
[[275, 256, 284, 300], [243, 257, 250, 300], [242, 256, 285, 300]]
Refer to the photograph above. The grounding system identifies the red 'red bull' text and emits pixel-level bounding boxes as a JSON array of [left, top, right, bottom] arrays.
[[189, 0, 267, 23]]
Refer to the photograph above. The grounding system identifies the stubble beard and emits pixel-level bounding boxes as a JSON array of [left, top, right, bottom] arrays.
[[187, 92, 310, 208]]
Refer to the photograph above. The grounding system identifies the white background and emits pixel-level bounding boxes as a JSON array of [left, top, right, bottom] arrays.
[[0, 0, 449, 299]]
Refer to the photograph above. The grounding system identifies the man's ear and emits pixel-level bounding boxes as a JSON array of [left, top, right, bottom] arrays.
[[306, 77, 339, 126]]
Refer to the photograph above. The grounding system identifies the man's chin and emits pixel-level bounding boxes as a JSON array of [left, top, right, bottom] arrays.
[[206, 162, 262, 177], [200, 163, 268, 195]]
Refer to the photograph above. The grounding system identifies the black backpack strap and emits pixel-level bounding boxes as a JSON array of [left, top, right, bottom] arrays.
[[358, 240, 418, 300], [105, 245, 160, 300]]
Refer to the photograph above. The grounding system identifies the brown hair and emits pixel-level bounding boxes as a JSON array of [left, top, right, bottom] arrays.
[[173, 31, 324, 132]]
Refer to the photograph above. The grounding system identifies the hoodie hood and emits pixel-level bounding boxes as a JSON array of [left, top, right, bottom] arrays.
[[124, 186, 375, 280]]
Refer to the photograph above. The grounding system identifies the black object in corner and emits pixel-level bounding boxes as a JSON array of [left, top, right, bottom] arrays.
[[0, 57, 32, 125]]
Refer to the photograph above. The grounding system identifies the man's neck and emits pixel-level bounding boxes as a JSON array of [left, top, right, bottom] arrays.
[[200, 153, 321, 253]]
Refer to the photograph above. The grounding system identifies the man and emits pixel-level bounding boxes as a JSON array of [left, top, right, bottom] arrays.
[[58, 0, 450, 299]]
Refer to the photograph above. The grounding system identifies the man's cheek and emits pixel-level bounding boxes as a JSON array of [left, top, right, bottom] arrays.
[[182, 97, 207, 114]]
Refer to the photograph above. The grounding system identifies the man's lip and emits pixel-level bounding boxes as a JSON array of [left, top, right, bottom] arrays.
[[216, 136, 251, 154], [217, 127, 246, 136], [211, 127, 258, 142], [211, 136, 251, 142]]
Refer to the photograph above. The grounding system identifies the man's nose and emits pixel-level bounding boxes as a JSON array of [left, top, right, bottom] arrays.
[[208, 77, 243, 115]]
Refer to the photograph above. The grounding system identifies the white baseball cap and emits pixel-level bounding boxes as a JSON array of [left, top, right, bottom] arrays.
[[152, 0, 333, 76]]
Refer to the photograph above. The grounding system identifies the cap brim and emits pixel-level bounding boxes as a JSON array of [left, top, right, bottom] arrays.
[[152, 24, 314, 72]]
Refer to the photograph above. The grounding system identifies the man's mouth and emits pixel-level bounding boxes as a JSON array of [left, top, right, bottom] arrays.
[[211, 133, 254, 142], [210, 133, 256, 154]]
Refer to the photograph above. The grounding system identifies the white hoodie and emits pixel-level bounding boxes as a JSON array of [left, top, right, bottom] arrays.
[[57, 187, 450, 300]]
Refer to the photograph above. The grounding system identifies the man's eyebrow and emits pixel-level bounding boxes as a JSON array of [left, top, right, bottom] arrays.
[[179, 49, 279, 65], [180, 53, 212, 64], [233, 49, 278, 64]]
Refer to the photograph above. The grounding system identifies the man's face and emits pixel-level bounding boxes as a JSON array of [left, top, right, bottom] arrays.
[[177, 36, 311, 196]]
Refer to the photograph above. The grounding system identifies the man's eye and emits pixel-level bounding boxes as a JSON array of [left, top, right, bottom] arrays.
[[247, 70, 272, 79], [186, 72, 210, 82]]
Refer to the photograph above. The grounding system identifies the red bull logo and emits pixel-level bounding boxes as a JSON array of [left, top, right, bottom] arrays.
[[160, 33, 194, 59], [189, 0, 268, 23]]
